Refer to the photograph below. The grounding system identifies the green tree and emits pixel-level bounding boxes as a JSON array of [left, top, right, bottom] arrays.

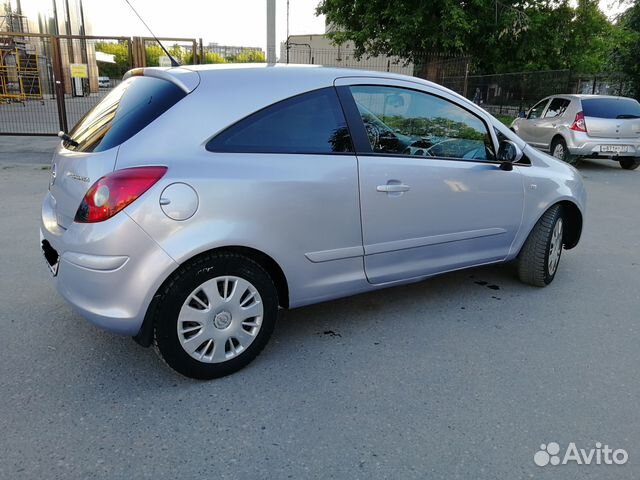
[[226, 49, 266, 63], [613, 1, 640, 97], [204, 52, 227, 63], [94, 41, 130, 78], [317, 0, 619, 74]]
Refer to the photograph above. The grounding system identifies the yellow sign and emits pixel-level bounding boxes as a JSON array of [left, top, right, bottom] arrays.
[[70, 63, 88, 78]]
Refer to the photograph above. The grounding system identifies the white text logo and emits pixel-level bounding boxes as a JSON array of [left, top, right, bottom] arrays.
[[534, 442, 628, 466]]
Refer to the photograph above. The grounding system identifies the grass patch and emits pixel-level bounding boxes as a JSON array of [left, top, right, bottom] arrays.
[[494, 114, 516, 126]]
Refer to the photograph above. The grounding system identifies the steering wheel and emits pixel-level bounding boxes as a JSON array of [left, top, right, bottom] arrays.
[[364, 122, 381, 151]]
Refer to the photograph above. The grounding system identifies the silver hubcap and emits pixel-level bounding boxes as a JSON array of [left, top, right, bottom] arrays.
[[548, 218, 563, 276], [177, 276, 263, 363], [553, 144, 565, 160]]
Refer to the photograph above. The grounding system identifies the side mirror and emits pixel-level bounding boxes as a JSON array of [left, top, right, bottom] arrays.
[[497, 140, 523, 171]]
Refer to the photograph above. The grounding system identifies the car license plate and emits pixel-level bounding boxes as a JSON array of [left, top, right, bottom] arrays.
[[41, 240, 59, 276], [600, 145, 629, 153]]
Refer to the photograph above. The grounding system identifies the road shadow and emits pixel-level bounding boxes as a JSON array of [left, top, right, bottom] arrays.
[[276, 261, 520, 342]]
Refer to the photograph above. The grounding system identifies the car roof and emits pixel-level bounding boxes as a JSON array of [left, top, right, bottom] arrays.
[[149, 62, 444, 93], [181, 62, 427, 81], [145, 63, 488, 118], [547, 94, 636, 101]]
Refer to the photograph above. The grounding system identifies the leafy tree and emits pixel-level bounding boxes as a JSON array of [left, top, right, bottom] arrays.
[[226, 49, 266, 63], [94, 41, 130, 78], [317, 0, 619, 74], [204, 52, 227, 63], [613, 1, 640, 97], [144, 44, 164, 66]]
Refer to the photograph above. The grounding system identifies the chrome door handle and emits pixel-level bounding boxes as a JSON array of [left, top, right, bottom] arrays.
[[377, 184, 410, 193]]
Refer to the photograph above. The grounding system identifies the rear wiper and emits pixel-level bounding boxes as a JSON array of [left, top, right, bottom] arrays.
[[57, 131, 79, 147], [616, 114, 640, 119]]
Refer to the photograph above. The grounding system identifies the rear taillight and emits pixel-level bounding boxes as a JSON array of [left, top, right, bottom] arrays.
[[570, 111, 587, 132], [75, 166, 167, 223]]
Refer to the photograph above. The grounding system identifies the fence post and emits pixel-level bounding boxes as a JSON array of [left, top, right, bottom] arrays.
[[126, 38, 134, 71], [592, 76, 597, 95], [199, 38, 204, 64], [50, 35, 69, 133], [463, 61, 469, 98], [131, 37, 146, 68]]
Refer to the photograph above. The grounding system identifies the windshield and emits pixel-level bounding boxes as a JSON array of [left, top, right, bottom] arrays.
[[65, 76, 186, 152], [581, 97, 640, 119]]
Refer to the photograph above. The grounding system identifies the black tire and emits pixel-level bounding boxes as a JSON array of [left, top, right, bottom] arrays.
[[550, 137, 579, 166], [620, 158, 640, 170], [152, 252, 278, 380], [517, 205, 564, 287]]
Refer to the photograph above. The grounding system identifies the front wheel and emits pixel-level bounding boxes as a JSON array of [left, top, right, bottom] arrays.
[[517, 205, 564, 287], [152, 253, 278, 379], [550, 138, 579, 166], [620, 158, 640, 170]]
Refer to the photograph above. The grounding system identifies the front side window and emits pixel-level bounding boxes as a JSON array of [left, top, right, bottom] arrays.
[[544, 98, 570, 118], [66, 76, 186, 153], [528, 99, 549, 119], [349, 85, 495, 161], [206, 88, 352, 154]]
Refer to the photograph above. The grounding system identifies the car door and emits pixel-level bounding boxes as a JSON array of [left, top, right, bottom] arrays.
[[517, 98, 551, 147], [536, 97, 571, 150], [335, 78, 525, 284]]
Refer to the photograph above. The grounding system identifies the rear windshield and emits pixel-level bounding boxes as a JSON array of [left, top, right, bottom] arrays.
[[581, 97, 640, 119], [64, 76, 186, 152]]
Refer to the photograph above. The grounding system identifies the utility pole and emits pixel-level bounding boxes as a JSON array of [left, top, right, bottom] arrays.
[[266, 0, 276, 63]]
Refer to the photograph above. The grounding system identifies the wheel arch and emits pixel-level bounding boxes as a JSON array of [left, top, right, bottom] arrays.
[[134, 245, 290, 347], [550, 134, 567, 153], [520, 200, 582, 255], [558, 200, 582, 249]]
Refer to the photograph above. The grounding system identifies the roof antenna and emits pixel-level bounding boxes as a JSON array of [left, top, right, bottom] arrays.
[[123, 0, 180, 67]]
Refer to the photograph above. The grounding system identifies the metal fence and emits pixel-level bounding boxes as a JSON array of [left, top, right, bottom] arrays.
[[440, 70, 634, 118], [284, 48, 634, 120], [0, 32, 200, 136], [284, 46, 471, 82], [2, 35, 634, 135]]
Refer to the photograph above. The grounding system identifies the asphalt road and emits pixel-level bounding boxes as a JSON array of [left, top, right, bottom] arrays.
[[0, 153, 639, 479]]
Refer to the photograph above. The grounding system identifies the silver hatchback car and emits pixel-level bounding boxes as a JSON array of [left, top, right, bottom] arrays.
[[511, 94, 640, 170], [41, 65, 586, 379]]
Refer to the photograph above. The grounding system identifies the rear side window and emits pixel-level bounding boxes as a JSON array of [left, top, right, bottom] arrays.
[[206, 87, 353, 154], [544, 98, 570, 118], [581, 98, 640, 119], [65, 76, 186, 152]]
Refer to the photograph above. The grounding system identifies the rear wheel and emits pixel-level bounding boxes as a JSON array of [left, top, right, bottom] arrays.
[[551, 137, 579, 166], [152, 252, 278, 379], [620, 158, 640, 170], [517, 205, 564, 287]]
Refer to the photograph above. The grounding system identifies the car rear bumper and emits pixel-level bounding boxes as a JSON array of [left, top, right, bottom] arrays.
[[40, 191, 178, 336], [566, 132, 640, 158]]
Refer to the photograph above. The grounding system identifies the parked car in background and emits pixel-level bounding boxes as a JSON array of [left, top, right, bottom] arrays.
[[40, 65, 586, 379], [98, 76, 111, 88], [511, 95, 640, 170]]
